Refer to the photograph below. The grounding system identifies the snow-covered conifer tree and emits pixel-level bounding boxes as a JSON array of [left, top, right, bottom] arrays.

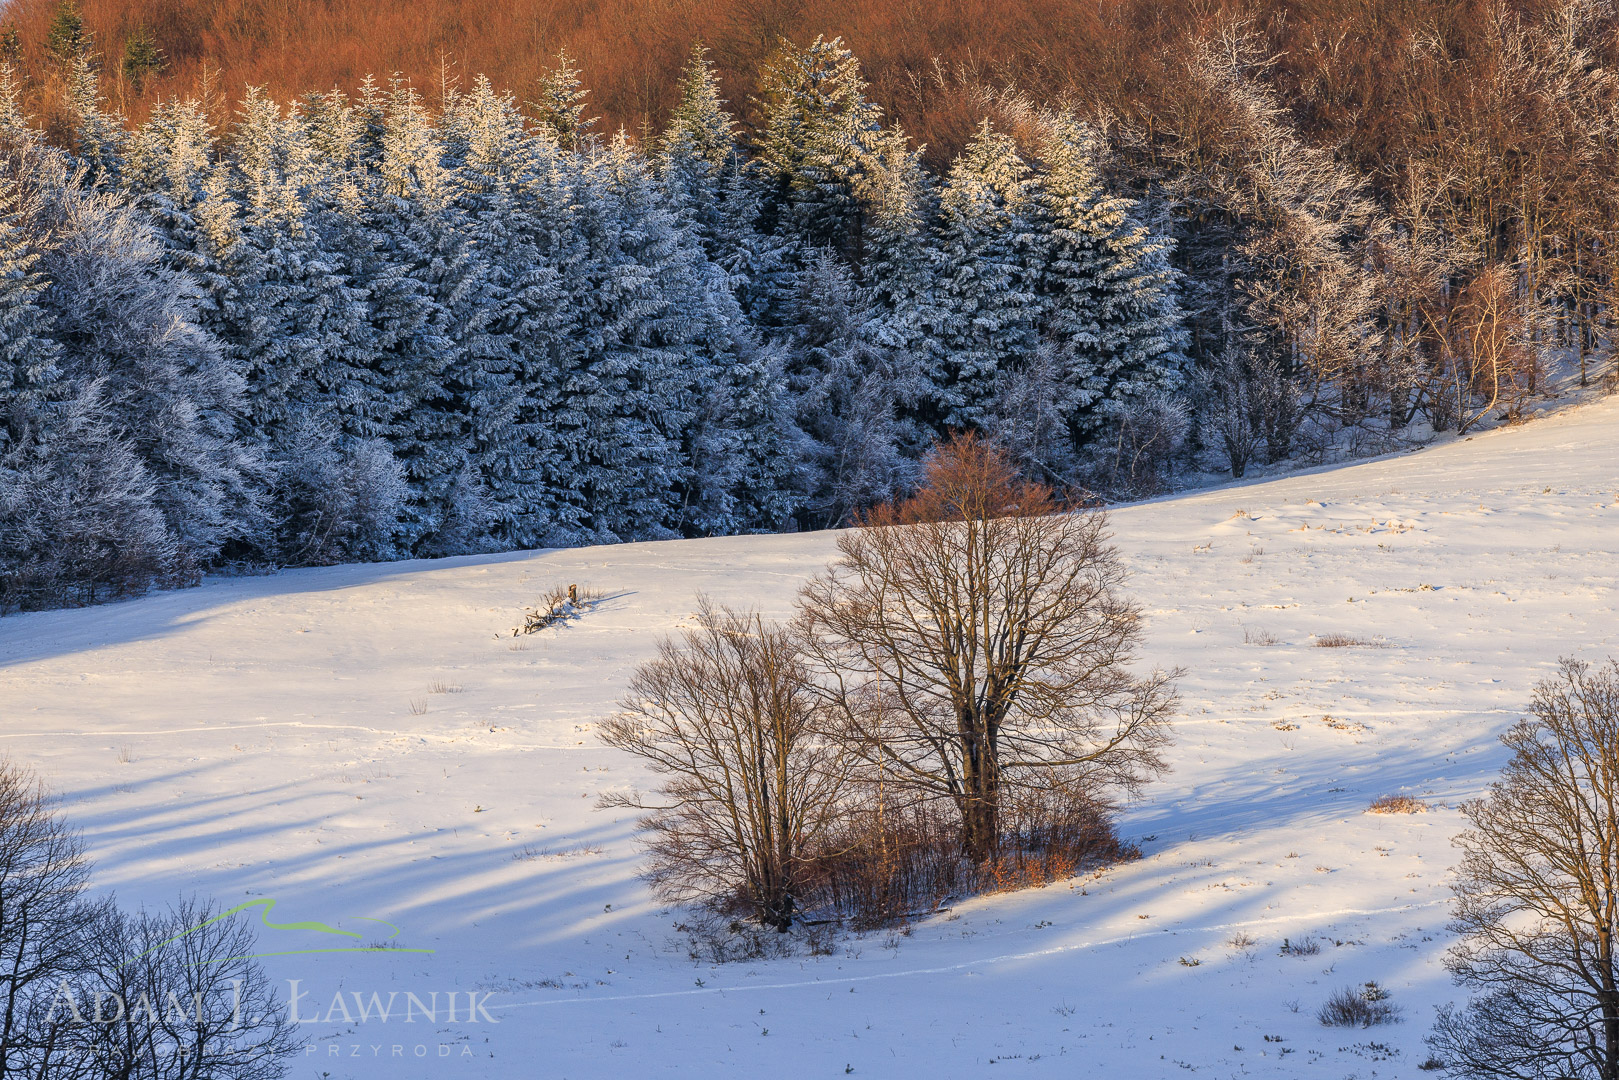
[[367, 79, 497, 554], [751, 36, 932, 456], [441, 74, 559, 547], [650, 50, 806, 534], [753, 36, 917, 272], [0, 161, 61, 456], [658, 47, 744, 254], [926, 119, 1040, 432], [210, 89, 400, 560], [0, 383, 173, 610], [61, 50, 124, 184], [0, 62, 32, 145], [529, 49, 595, 152], [1033, 114, 1188, 453], [782, 247, 912, 525], [562, 132, 701, 542], [35, 163, 263, 578]]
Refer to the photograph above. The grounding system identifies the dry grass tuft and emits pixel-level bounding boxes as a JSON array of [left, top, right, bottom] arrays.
[[1314, 633, 1381, 648], [514, 843, 606, 861], [1366, 795, 1430, 815]]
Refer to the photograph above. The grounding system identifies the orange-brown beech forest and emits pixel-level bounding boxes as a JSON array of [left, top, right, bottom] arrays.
[[2, 0, 1606, 168]]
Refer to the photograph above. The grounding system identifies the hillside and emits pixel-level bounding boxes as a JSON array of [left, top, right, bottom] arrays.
[[2, 397, 1615, 1075], [1, 0, 1589, 165]]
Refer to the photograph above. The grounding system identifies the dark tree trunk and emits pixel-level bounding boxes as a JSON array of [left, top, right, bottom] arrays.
[[958, 709, 1001, 864], [1600, 982, 1619, 1080]]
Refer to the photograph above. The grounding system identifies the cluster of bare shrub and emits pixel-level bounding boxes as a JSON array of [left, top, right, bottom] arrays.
[[511, 583, 604, 636], [599, 435, 1178, 933]]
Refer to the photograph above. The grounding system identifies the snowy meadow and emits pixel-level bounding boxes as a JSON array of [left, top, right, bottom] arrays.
[[2, 395, 1615, 1077]]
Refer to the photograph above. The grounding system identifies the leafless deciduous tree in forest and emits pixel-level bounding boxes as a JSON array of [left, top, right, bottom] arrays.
[[1429, 659, 1619, 1080], [1445, 263, 1542, 432], [599, 599, 845, 930], [798, 434, 1176, 864]]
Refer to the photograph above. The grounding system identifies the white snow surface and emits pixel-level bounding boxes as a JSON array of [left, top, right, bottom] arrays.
[[4, 398, 1619, 1078]]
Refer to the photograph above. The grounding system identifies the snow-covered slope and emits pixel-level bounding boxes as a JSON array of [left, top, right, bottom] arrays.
[[4, 399, 1618, 1077]]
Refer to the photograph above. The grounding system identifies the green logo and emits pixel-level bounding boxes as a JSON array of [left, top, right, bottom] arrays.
[[130, 898, 435, 967]]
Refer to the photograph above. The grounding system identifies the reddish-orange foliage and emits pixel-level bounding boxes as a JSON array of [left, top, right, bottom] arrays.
[[0, 0, 1592, 166], [4, 0, 1135, 159]]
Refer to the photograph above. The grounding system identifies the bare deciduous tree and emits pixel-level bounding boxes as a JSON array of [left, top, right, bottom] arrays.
[[798, 434, 1176, 864], [1445, 263, 1543, 434], [1, 759, 301, 1080], [1429, 658, 1619, 1080], [67, 897, 301, 1080], [599, 599, 845, 930], [0, 758, 97, 1080]]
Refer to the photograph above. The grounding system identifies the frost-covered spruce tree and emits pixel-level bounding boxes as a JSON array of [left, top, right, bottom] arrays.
[[656, 48, 749, 291], [1034, 114, 1188, 453], [674, 273, 808, 539], [34, 156, 263, 582], [0, 383, 174, 610], [753, 36, 909, 271], [657, 45, 735, 252], [783, 247, 912, 526], [0, 72, 64, 490], [529, 49, 594, 152], [718, 156, 802, 332], [123, 98, 215, 264], [368, 79, 499, 555], [926, 119, 1039, 432], [563, 132, 708, 542], [713, 334, 805, 533], [651, 50, 806, 535], [4, 78, 167, 613], [61, 49, 124, 185], [0, 152, 61, 457], [856, 122, 933, 356], [0, 61, 32, 145], [441, 75, 562, 548], [751, 35, 932, 457], [225, 91, 354, 442], [487, 119, 603, 546], [124, 99, 269, 398], [658, 44, 794, 321], [219, 89, 407, 561], [294, 86, 397, 440]]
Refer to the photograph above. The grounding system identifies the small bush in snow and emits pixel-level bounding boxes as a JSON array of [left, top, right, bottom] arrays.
[[1318, 982, 1400, 1027], [1280, 936, 1321, 956]]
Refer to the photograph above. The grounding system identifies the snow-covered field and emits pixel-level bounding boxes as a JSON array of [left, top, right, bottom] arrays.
[[4, 398, 1618, 1078]]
